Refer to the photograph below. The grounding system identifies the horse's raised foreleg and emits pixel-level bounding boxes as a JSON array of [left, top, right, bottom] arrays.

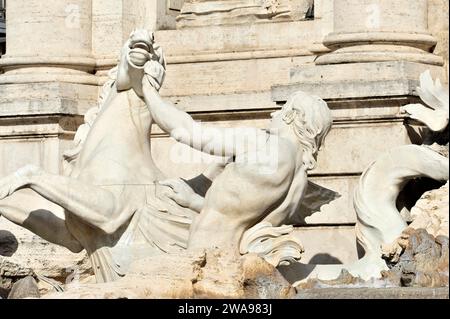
[[0, 189, 84, 253], [0, 165, 136, 235]]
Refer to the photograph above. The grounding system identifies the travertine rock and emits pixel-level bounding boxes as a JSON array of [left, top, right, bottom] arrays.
[[0, 218, 92, 280], [0, 256, 34, 278], [8, 276, 40, 299], [296, 228, 449, 289], [295, 269, 368, 289], [0, 257, 34, 298], [43, 250, 295, 299], [381, 182, 448, 287], [408, 182, 449, 238], [1, 218, 92, 297], [382, 182, 449, 263], [382, 229, 448, 288]]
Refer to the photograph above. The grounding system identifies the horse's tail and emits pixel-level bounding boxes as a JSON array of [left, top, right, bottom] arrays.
[[354, 144, 449, 258]]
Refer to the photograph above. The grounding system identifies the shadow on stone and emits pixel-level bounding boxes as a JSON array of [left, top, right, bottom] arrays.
[[396, 177, 445, 218], [0, 287, 11, 299], [309, 254, 342, 265], [278, 254, 343, 284], [278, 263, 317, 284], [0, 230, 19, 257]]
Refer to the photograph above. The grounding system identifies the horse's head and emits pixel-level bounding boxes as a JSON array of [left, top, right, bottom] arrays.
[[116, 29, 166, 97]]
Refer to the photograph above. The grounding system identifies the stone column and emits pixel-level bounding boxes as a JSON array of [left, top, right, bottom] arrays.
[[0, 0, 98, 175], [0, 0, 96, 85], [316, 0, 443, 66], [428, 0, 449, 84]]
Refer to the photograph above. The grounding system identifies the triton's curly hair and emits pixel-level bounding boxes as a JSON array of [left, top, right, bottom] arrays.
[[281, 91, 333, 170]]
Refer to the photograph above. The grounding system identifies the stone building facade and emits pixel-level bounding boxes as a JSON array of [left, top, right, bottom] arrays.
[[0, 0, 448, 281]]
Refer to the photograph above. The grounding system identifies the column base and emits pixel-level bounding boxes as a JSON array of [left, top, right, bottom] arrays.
[[0, 56, 99, 85], [316, 32, 443, 66], [272, 61, 446, 103], [316, 46, 444, 66]]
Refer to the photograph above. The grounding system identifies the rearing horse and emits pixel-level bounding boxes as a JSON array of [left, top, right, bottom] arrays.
[[0, 30, 195, 282]]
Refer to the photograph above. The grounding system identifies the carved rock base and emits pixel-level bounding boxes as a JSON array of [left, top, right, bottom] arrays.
[[381, 228, 449, 288], [42, 249, 296, 299], [408, 182, 449, 238]]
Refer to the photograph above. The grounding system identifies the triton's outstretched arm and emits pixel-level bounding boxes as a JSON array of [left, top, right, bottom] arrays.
[[142, 73, 256, 157]]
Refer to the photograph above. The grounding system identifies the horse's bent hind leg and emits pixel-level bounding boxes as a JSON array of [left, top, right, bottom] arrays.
[[0, 189, 83, 253]]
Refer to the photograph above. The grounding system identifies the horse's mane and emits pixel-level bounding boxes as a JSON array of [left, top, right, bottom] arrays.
[[62, 66, 118, 176]]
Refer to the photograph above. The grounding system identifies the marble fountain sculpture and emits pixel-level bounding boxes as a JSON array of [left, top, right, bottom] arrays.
[[0, 30, 448, 297], [0, 29, 331, 284]]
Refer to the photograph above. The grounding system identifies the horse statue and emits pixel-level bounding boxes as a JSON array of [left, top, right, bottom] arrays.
[[0, 29, 197, 283]]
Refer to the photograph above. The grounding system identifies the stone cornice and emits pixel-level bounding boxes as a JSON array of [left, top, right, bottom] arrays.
[[0, 56, 97, 72]]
